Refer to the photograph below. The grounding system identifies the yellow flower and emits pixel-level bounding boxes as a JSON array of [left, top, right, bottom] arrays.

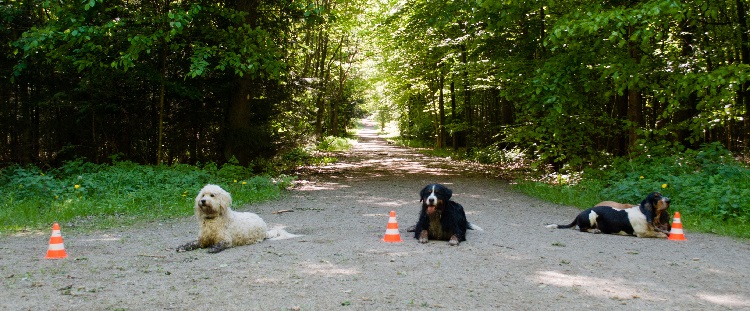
[[74, 184, 80, 189], [242, 181, 247, 185], [662, 183, 668, 189], [234, 180, 238, 183], [639, 176, 644, 179]]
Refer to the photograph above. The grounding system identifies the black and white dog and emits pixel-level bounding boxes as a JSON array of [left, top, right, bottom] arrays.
[[546, 192, 671, 238], [413, 184, 482, 246]]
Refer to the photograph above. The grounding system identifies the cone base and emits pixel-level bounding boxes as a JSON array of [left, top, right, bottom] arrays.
[[45, 251, 68, 259], [668, 235, 686, 241], [383, 235, 402, 242]]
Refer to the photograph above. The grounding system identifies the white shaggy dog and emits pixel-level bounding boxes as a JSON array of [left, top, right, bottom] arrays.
[[177, 184, 299, 253]]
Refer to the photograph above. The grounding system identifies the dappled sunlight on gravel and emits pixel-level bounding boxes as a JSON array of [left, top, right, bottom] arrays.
[[535, 270, 656, 301], [696, 293, 750, 308]]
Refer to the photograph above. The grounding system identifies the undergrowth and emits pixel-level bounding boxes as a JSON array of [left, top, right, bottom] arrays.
[[0, 159, 295, 234], [317, 135, 357, 152]]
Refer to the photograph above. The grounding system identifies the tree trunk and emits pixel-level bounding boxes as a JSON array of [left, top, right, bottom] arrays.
[[675, 21, 699, 148], [315, 32, 328, 137], [450, 80, 457, 150], [500, 91, 514, 127], [737, 0, 750, 155], [224, 0, 259, 165], [462, 44, 472, 150], [627, 25, 643, 150], [627, 90, 642, 149], [332, 35, 353, 137], [157, 42, 167, 165], [438, 72, 445, 149], [613, 93, 629, 156], [225, 77, 253, 165], [156, 0, 169, 165]]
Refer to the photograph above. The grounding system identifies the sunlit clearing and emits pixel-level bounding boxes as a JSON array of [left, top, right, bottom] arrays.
[[696, 293, 750, 308], [368, 199, 411, 207], [79, 235, 121, 242], [295, 181, 350, 191], [363, 213, 391, 217], [302, 262, 360, 276], [535, 271, 650, 300]]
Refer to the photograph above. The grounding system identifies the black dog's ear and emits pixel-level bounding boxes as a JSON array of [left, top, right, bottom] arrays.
[[419, 186, 429, 202], [443, 186, 453, 200]]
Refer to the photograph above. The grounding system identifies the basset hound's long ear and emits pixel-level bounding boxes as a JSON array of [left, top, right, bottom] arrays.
[[640, 198, 655, 224]]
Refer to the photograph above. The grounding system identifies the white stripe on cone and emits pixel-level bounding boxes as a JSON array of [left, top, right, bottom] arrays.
[[48, 243, 65, 251]]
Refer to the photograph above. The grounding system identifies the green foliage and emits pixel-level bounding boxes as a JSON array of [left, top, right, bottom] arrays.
[[3, 0, 350, 166], [0, 161, 294, 233], [516, 143, 750, 238], [272, 147, 339, 172], [279, 147, 314, 167], [13, 1, 286, 79], [317, 136, 356, 152], [468, 144, 525, 166]]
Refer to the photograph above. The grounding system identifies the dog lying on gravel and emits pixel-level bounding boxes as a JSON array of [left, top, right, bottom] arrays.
[[177, 184, 299, 253], [413, 184, 482, 246], [546, 192, 671, 238], [595, 200, 671, 232]]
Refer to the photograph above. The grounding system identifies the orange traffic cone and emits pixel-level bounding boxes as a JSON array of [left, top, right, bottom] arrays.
[[383, 211, 402, 242], [668, 212, 687, 241], [45, 223, 68, 259]]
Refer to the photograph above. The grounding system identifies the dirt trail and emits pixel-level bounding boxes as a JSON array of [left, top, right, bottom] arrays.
[[2, 119, 750, 310]]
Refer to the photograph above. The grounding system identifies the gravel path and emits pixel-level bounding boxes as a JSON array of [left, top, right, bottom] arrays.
[[2, 119, 750, 311]]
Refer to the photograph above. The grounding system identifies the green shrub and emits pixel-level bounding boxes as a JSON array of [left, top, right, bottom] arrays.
[[468, 144, 526, 165], [281, 147, 313, 165], [317, 136, 356, 151]]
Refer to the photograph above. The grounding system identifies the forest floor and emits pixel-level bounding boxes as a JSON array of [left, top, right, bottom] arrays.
[[2, 119, 750, 310]]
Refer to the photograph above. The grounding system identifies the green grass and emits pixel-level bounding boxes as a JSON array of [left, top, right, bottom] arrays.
[[515, 143, 750, 239], [0, 160, 295, 234]]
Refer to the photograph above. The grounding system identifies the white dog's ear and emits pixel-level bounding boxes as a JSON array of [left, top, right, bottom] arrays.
[[194, 189, 205, 207], [219, 187, 232, 209]]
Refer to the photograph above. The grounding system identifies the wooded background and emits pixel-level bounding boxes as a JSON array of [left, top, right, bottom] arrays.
[[2, 0, 366, 167], [373, 0, 750, 169], [2, 0, 749, 170]]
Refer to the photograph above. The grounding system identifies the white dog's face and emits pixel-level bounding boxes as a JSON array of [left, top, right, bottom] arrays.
[[195, 184, 232, 218]]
